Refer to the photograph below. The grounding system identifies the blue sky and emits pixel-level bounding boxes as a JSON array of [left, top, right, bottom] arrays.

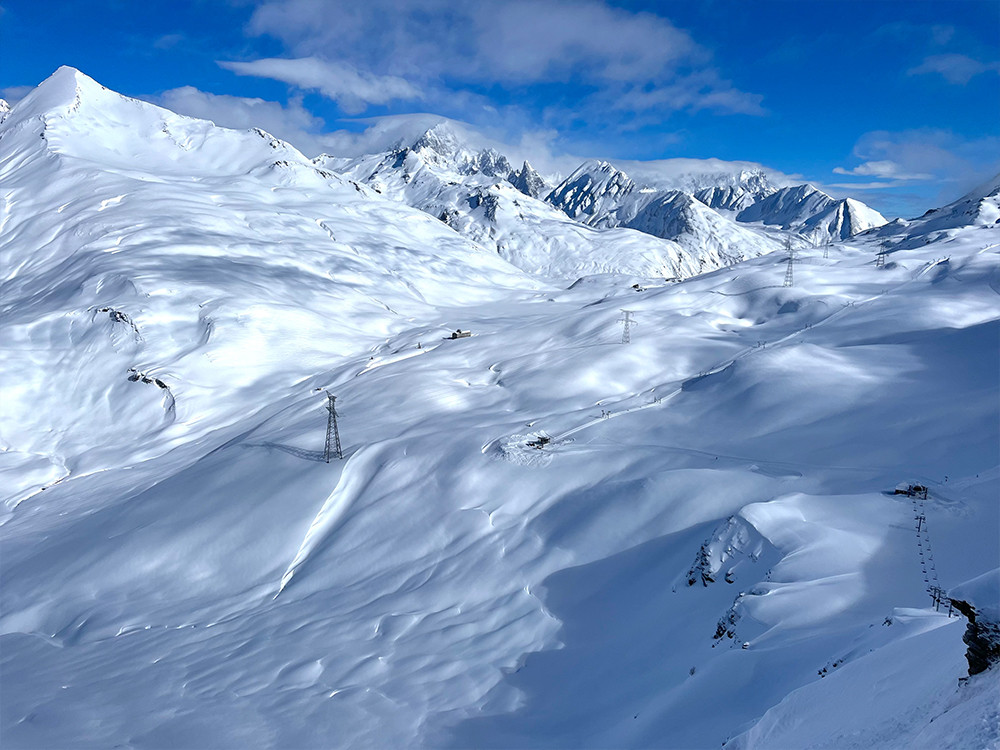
[[2, 0, 998, 217]]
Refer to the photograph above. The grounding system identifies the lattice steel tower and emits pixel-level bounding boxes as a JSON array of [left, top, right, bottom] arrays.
[[875, 241, 888, 268], [619, 310, 636, 344], [783, 238, 795, 287], [324, 392, 343, 462]]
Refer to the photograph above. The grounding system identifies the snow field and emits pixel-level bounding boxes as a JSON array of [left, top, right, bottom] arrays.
[[1, 69, 998, 748]]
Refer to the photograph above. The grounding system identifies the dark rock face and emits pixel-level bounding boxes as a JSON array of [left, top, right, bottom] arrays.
[[951, 599, 1000, 676], [509, 161, 547, 199]]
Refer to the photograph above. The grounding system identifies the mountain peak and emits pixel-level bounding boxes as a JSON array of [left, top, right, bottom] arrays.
[[4, 66, 113, 124], [693, 171, 777, 213], [469, 147, 509, 178], [963, 172, 1000, 202], [2, 67, 310, 178], [398, 122, 514, 179], [410, 122, 464, 158], [509, 160, 548, 198], [548, 160, 637, 223]]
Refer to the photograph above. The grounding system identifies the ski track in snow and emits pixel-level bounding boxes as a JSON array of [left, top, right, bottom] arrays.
[[545, 258, 937, 445]]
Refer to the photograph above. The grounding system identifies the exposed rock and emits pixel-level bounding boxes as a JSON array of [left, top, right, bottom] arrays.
[[508, 160, 548, 198], [951, 598, 1000, 676]]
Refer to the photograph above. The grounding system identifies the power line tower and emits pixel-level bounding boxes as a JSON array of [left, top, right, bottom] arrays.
[[619, 310, 636, 344], [782, 238, 795, 287], [324, 392, 343, 462], [875, 241, 888, 268]]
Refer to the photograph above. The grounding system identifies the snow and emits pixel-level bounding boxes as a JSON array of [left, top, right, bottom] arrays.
[[737, 185, 887, 242], [547, 162, 885, 255], [950, 568, 1000, 621], [1, 68, 998, 749], [322, 135, 710, 281], [328, 125, 887, 281]]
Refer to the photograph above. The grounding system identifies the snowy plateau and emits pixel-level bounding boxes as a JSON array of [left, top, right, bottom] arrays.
[[1, 67, 998, 749]]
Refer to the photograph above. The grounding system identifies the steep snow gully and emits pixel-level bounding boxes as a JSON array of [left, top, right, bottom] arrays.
[[1, 68, 998, 749]]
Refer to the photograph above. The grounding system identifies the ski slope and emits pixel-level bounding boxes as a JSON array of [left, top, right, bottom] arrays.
[[1, 69, 998, 749]]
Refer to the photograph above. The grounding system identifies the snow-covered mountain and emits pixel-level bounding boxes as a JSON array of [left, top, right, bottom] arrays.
[[736, 183, 836, 226], [323, 127, 728, 280], [546, 159, 641, 224], [0, 67, 536, 480], [2, 68, 998, 750], [327, 124, 887, 276], [547, 160, 789, 261], [904, 173, 999, 238], [694, 171, 775, 213], [549, 161, 886, 246], [508, 160, 548, 198], [735, 184, 887, 241], [860, 173, 1000, 256]]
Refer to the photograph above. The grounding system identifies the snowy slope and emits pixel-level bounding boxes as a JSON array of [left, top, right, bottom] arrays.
[[547, 160, 788, 262], [2, 69, 999, 750], [880, 173, 1000, 248], [737, 184, 887, 242], [323, 129, 712, 280], [0, 66, 537, 505], [550, 162, 886, 246], [694, 173, 775, 213]]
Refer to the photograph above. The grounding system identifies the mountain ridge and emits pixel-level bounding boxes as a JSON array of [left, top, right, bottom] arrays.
[[2, 66, 997, 750]]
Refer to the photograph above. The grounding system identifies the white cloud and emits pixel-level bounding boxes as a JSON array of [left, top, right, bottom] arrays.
[[241, 0, 763, 118], [614, 74, 765, 116], [154, 86, 334, 156], [316, 113, 586, 176], [218, 57, 423, 114], [153, 33, 185, 50], [832, 160, 931, 181], [827, 181, 900, 190], [0, 85, 34, 106], [831, 129, 1000, 200], [246, 0, 700, 84], [908, 54, 1000, 85], [468, 0, 703, 83]]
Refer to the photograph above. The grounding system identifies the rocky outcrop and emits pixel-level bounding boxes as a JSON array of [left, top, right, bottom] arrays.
[[951, 598, 1000, 676], [509, 160, 548, 198]]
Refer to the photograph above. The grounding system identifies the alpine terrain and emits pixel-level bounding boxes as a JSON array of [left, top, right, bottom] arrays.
[[1, 68, 997, 750]]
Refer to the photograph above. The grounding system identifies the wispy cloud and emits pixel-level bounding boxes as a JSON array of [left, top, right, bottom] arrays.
[[0, 84, 34, 106], [875, 21, 956, 47], [832, 160, 931, 181], [155, 86, 335, 156], [831, 129, 1000, 207], [613, 76, 765, 117], [908, 54, 1000, 85], [219, 57, 423, 114], [153, 33, 186, 51], [827, 181, 900, 191], [240, 0, 763, 119]]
